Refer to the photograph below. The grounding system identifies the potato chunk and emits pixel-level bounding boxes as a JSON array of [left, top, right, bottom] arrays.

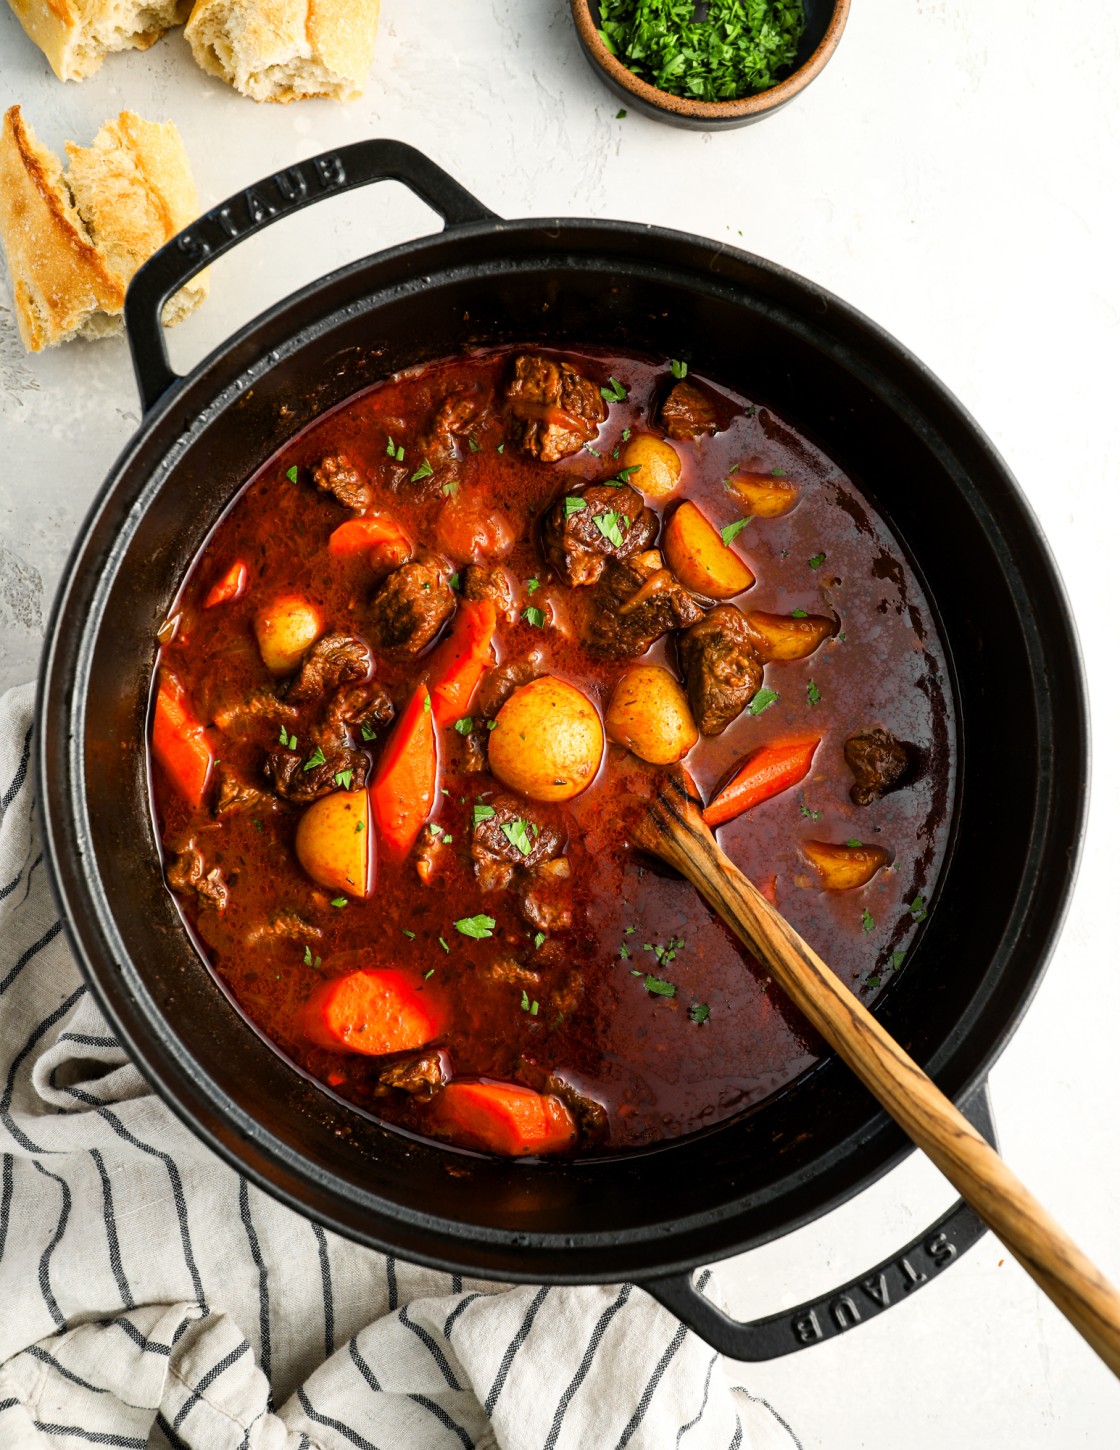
[[744, 610, 835, 662], [617, 434, 682, 501], [802, 840, 891, 891], [663, 500, 754, 599], [726, 470, 799, 517], [488, 676, 604, 802], [254, 595, 323, 675], [606, 664, 698, 764], [295, 789, 373, 898]]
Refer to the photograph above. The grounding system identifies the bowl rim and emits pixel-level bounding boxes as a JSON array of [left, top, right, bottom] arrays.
[[569, 0, 852, 120]]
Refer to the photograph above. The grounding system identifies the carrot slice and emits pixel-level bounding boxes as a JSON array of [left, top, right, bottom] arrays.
[[429, 1081, 576, 1156], [202, 560, 247, 608], [152, 675, 213, 807], [427, 599, 497, 726], [328, 516, 411, 570], [368, 683, 437, 856], [300, 968, 441, 1055], [702, 738, 820, 828]]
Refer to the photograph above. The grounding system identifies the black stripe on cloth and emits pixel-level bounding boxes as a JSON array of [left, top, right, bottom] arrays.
[[90, 1149, 134, 1309], [65, 1091, 206, 1310], [730, 1387, 804, 1450], [99, 1316, 171, 1355], [0, 1154, 14, 1261], [297, 1387, 381, 1450], [0, 984, 85, 1153], [296, 1434, 311, 1450], [155, 1411, 192, 1449], [348, 1337, 381, 1392], [313, 1222, 335, 1358], [543, 1284, 633, 1450], [0, 1397, 19, 1411], [675, 1353, 718, 1445], [398, 1304, 463, 1390], [171, 1338, 250, 1429], [23, 1346, 151, 1414], [59, 1033, 120, 1049], [729, 1417, 743, 1450], [0, 850, 37, 902], [17, 849, 43, 907], [31, 1426, 145, 1448], [0, 917, 64, 996], [237, 1407, 266, 1450], [482, 1284, 550, 1418], [386, 1253, 398, 1311], [32, 1159, 72, 1329], [613, 1320, 688, 1449], [239, 1178, 271, 1383], [450, 1274, 463, 1293], [1, 724, 31, 810], [408, 1393, 474, 1450], [443, 1291, 485, 1340]]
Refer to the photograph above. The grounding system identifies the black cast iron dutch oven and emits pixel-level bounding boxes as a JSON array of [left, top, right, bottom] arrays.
[[37, 140, 1087, 1360]]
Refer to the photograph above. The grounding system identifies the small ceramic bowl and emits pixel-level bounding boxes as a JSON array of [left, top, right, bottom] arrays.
[[570, 0, 850, 130]]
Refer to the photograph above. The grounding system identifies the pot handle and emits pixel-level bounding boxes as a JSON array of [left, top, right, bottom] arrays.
[[644, 1079, 999, 1360], [124, 139, 499, 414]]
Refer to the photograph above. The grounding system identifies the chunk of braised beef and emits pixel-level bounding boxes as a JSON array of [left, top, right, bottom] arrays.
[[517, 856, 573, 933], [311, 453, 373, 511], [484, 958, 541, 989], [414, 829, 449, 885], [461, 563, 514, 613], [474, 650, 544, 718], [209, 689, 297, 736], [376, 1053, 446, 1100], [587, 550, 705, 659], [215, 763, 276, 816], [471, 795, 565, 892], [325, 681, 395, 741], [660, 380, 719, 441], [505, 354, 607, 462], [677, 605, 764, 736], [419, 392, 482, 470], [540, 482, 658, 588], [844, 728, 914, 806], [246, 911, 321, 947], [517, 1061, 608, 1143], [166, 840, 228, 911], [287, 634, 371, 703], [264, 746, 369, 803], [367, 558, 454, 656], [460, 730, 488, 774]]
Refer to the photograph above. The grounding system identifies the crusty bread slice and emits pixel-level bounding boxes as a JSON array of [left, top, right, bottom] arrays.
[[6, 0, 191, 83], [184, 0, 380, 103], [0, 106, 208, 352]]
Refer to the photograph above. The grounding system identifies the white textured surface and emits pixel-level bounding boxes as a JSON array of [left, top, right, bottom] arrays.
[[1, 1, 1119, 1443]]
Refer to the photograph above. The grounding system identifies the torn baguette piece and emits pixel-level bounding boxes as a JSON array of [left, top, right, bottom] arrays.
[[0, 106, 208, 352], [185, 0, 380, 103], [5, 0, 191, 83]]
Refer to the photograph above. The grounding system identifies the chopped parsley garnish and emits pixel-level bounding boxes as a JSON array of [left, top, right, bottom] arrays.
[[360, 721, 377, 742], [720, 517, 752, 546], [442, 833, 453, 845], [354, 820, 364, 834], [501, 819, 534, 856], [303, 946, 322, 969], [486, 720, 498, 731], [424, 968, 435, 979], [624, 925, 636, 935], [771, 468, 788, 477], [866, 975, 881, 989], [749, 687, 778, 715], [808, 552, 826, 570], [621, 427, 632, 442], [584, 444, 602, 457], [670, 358, 688, 379], [861, 908, 874, 934], [525, 577, 540, 593], [402, 928, 416, 940], [563, 496, 587, 519], [592, 510, 625, 547], [520, 990, 539, 1015], [890, 950, 906, 971], [614, 464, 642, 482], [909, 894, 928, 922], [791, 608, 808, 618], [285, 465, 298, 483], [807, 680, 821, 707], [533, 931, 546, 949], [411, 457, 434, 482], [303, 745, 326, 772], [616, 107, 627, 118], [472, 803, 496, 827], [427, 822, 442, 836], [449, 571, 461, 591], [522, 605, 545, 628], [643, 974, 676, 997], [847, 839, 863, 848], [438, 936, 450, 953], [689, 1002, 710, 1024], [468, 435, 481, 452], [422, 692, 432, 714], [454, 914, 496, 939], [454, 716, 474, 735], [278, 724, 297, 748], [497, 443, 505, 454], [251, 818, 263, 833], [600, 376, 628, 402], [334, 768, 354, 790], [800, 802, 822, 820], [619, 944, 630, 959], [330, 897, 348, 909], [442, 479, 459, 497]]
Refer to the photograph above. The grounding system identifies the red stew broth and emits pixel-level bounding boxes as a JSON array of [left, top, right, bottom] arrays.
[[151, 346, 955, 1154]]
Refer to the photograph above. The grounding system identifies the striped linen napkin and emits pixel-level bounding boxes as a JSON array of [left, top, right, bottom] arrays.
[[0, 681, 801, 1450]]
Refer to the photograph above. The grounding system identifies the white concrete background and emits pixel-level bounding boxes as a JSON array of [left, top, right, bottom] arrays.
[[2, 1, 1119, 1444]]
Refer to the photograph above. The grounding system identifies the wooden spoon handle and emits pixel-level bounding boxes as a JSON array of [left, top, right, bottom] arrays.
[[640, 774, 1120, 1375]]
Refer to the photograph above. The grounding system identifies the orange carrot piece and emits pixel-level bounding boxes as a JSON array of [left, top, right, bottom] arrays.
[[152, 676, 213, 807], [300, 968, 441, 1055], [202, 559, 248, 608], [429, 1081, 576, 1156], [368, 683, 437, 856], [328, 516, 411, 569], [702, 738, 820, 829], [428, 599, 497, 726]]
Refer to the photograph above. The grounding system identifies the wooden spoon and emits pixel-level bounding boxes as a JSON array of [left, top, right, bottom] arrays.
[[630, 764, 1120, 1376]]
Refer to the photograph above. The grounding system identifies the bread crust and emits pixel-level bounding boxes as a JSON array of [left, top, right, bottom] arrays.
[[184, 0, 380, 102], [6, 0, 191, 82], [0, 105, 208, 351]]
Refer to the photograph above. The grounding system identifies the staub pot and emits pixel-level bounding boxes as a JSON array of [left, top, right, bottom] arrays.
[[38, 141, 1086, 1359]]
